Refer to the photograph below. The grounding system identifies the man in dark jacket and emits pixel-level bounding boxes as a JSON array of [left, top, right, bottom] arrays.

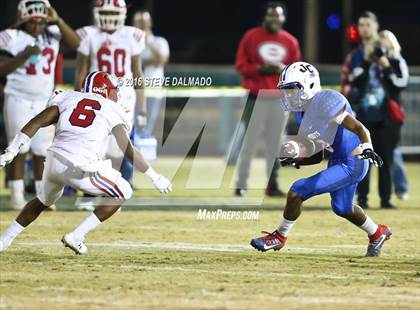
[[341, 12, 409, 209]]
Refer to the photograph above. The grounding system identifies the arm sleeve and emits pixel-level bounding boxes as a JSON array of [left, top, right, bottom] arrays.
[[235, 32, 259, 78], [76, 27, 90, 56], [130, 28, 145, 56], [383, 56, 409, 89], [0, 30, 17, 55]]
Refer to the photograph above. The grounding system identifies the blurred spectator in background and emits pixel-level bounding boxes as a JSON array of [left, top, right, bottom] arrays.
[[378, 30, 409, 201], [341, 12, 409, 209], [392, 147, 408, 200], [133, 10, 169, 136], [234, 2, 301, 197]]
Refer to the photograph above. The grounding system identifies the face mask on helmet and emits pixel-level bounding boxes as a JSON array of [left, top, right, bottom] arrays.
[[18, 0, 49, 21], [94, 0, 127, 32], [277, 62, 321, 111], [278, 81, 308, 111]]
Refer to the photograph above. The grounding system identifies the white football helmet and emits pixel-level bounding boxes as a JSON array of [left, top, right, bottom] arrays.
[[94, 0, 127, 32], [277, 62, 321, 111], [18, 0, 50, 21]]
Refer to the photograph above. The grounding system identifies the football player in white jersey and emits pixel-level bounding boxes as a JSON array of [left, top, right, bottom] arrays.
[[0, 0, 80, 210], [75, 0, 147, 183], [0, 71, 172, 255]]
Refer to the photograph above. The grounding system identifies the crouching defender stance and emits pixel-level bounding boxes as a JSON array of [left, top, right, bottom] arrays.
[[0, 71, 172, 254], [250, 62, 391, 257]]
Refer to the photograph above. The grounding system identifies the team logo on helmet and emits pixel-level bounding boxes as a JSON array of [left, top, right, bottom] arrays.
[[82, 71, 120, 103], [277, 62, 321, 111]]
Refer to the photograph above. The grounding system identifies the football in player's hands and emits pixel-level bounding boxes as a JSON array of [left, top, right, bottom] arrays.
[[152, 175, 172, 194], [281, 141, 301, 158], [280, 138, 318, 160]]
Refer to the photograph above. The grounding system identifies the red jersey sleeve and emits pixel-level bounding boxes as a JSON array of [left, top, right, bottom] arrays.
[[235, 31, 259, 78]]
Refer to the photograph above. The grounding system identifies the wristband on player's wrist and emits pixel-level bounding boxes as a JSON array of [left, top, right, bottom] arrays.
[[360, 143, 373, 151], [144, 167, 159, 181], [6, 132, 30, 156]]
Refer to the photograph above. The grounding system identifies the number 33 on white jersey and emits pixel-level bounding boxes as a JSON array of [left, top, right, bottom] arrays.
[[0, 26, 61, 100]]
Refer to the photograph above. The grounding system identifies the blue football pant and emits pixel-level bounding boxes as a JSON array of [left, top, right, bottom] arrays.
[[291, 156, 369, 216]]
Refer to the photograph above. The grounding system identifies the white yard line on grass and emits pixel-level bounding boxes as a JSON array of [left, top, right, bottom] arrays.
[[15, 240, 372, 254]]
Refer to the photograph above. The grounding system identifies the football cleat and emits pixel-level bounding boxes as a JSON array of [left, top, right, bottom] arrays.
[[250, 230, 287, 252], [61, 232, 88, 255], [366, 224, 392, 257]]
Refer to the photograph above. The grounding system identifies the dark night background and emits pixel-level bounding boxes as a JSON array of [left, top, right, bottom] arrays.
[[0, 0, 419, 66]]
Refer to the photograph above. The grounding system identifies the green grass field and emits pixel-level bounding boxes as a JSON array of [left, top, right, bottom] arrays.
[[0, 158, 419, 309]]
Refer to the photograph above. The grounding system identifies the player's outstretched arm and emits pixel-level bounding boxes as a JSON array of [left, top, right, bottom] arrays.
[[0, 106, 59, 168], [112, 124, 172, 193], [340, 113, 384, 167]]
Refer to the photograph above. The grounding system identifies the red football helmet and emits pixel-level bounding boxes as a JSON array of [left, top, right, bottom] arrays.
[[82, 71, 120, 103]]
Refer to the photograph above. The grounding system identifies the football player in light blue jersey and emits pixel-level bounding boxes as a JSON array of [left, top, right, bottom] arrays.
[[250, 62, 391, 256]]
